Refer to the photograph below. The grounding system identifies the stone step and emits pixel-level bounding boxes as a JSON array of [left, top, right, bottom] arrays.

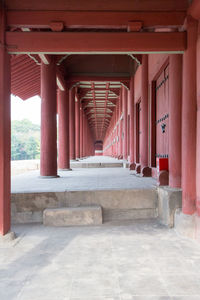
[[43, 206, 102, 227], [103, 208, 157, 222], [12, 189, 158, 224], [70, 162, 123, 168]]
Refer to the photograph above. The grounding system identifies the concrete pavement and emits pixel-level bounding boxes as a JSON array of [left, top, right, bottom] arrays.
[[1, 220, 200, 299]]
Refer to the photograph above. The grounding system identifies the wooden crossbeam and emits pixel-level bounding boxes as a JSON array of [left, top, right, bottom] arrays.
[[7, 11, 186, 29], [6, 31, 186, 54]]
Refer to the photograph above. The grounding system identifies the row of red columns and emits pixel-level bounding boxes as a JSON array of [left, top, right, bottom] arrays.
[[0, 51, 95, 234], [137, 42, 197, 216], [103, 15, 200, 218], [40, 19, 200, 220], [138, 26, 200, 217], [40, 58, 94, 177], [130, 48, 195, 213], [1, 16, 200, 236]]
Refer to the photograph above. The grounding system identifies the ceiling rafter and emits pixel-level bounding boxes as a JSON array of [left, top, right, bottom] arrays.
[[76, 80, 122, 140]]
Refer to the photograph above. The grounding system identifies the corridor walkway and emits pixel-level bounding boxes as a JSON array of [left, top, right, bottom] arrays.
[[1, 220, 200, 300], [11, 156, 156, 193]]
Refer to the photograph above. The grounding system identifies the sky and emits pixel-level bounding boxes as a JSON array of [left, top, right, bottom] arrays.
[[11, 95, 41, 125]]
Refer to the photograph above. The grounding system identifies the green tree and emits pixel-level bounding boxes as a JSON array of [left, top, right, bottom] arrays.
[[11, 119, 40, 160], [25, 136, 40, 159]]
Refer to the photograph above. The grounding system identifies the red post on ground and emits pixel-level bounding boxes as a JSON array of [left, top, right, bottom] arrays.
[[122, 86, 128, 160], [58, 88, 70, 170], [40, 56, 58, 177], [196, 21, 200, 215], [169, 55, 182, 188], [119, 90, 123, 158], [129, 76, 135, 167], [141, 54, 151, 176], [113, 108, 117, 157], [75, 93, 80, 159], [69, 87, 76, 160], [0, 7, 11, 235], [86, 123, 90, 156], [84, 113, 87, 157], [182, 17, 197, 215], [116, 101, 119, 157], [82, 112, 86, 157], [80, 105, 83, 158]]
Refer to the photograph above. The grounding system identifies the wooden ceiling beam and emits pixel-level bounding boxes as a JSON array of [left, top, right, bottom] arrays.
[[7, 11, 186, 29], [6, 31, 186, 54]]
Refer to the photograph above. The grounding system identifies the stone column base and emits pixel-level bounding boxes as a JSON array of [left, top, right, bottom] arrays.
[[135, 164, 141, 173], [141, 166, 152, 177], [174, 210, 200, 242], [157, 170, 169, 186], [157, 186, 182, 227], [130, 162, 136, 170]]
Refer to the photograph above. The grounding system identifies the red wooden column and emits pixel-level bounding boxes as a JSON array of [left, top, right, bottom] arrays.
[[196, 21, 200, 215], [111, 130, 113, 156], [116, 105, 118, 157], [84, 113, 88, 157], [80, 105, 83, 158], [85, 121, 88, 156], [40, 56, 58, 177], [87, 123, 90, 156], [0, 8, 11, 235], [82, 112, 86, 157], [169, 55, 182, 188], [141, 55, 151, 177], [75, 94, 80, 159], [113, 108, 117, 157], [182, 17, 197, 215], [69, 87, 76, 160], [115, 106, 118, 156], [116, 101, 119, 157], [58, 87, 71, 170], [119, 90, 123, 158], [122, 86, 128, 160], [129, 76, 135, 169]]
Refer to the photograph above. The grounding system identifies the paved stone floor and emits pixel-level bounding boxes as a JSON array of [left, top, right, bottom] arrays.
[[1, 220, 200, 300], [11, 157, 156, 193]]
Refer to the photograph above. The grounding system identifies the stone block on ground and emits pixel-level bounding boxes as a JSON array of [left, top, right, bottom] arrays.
[[158, 186, 182, 227], [43, 206, 102, 226]]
